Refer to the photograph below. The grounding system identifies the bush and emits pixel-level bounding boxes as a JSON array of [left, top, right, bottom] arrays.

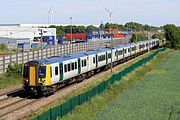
[[6, 62, 22, 77]]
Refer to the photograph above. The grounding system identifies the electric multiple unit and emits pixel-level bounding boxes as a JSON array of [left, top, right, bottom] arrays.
[[22, 39, 159, 94]]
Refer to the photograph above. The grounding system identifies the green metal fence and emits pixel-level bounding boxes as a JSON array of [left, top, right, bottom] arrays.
[[34, 48, 165, 120]]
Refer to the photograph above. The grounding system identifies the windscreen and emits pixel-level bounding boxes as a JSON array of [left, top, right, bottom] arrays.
[[39, 66, 46, 78]]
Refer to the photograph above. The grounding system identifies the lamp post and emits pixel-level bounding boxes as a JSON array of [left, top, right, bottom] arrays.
[[70, 17, 73, 53], [104, 7, 116, 74], [100, 21, 103, 48], [148, 32, 150, 52], [38, 28, 43, 58]]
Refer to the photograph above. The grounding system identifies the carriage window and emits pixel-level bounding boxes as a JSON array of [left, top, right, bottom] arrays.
[[71, 63, 74, 70], [64, 65, 67, 72], [132, 47, 136, 51], [75, 62, 77, 69], [128, 48, 130, 52], [81, 60, 84, 67], [108, 53, 111, 58], [84, 59, 87, 66], [55, 67, 58, 75], [93, 57, 95, 63], [98, 55, 106, 62], [82, 60, 87, 67], [68, 63, 71, 71]]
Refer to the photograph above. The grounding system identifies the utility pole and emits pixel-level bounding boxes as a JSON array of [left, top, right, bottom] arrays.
[[39, 29, 43, 58], [70, 17, 73, 53], [104, 7, 117, 74], [100, 21, 103, 48]]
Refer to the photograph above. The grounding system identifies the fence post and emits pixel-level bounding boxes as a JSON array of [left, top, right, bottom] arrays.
[[16, 52, 18, 63], [3, 56, 5, 73], [54, 46, 55, 56], [50, 108, 52, 120], [59, 105, 62, 118], [46, 47, 48, 58], [22, 52, 24, 63], [10, 54, 12, 63], [50, 46, 52, 57], [27, 52, 29, 61], [70, 98, 72, 111], [37, 50, 39, 59], [78, 94, 80, 105]]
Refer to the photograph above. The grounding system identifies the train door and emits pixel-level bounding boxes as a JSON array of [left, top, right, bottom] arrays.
[[106, 52, 108, 64], [116, 50, 118, 61], [51, 63, 60, 84], [59, 62, 63, 81], [78, 58, 81, 74], [29, 66, 38, 86], [96, 54, 98, 68]]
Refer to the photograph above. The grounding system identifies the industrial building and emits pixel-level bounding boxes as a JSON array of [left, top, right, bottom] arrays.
[[0, 24, 56, 51]]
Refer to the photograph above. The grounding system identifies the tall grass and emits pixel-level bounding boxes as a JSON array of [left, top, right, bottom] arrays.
[[0, 62, 22, 89]]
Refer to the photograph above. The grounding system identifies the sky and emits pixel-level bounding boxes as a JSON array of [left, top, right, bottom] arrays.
[[0, 0, 179, 27]]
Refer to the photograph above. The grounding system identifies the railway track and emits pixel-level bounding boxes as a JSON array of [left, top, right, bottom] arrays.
[[0, 88, 23, 102], [0, 82, 77, 119]]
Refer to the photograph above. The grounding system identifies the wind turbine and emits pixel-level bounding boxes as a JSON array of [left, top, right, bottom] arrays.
[[48, 8, 53, 24]]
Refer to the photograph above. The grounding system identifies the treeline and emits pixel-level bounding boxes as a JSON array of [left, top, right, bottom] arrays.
[[49, 22, 160, 38], [164, 24, 180, 49]]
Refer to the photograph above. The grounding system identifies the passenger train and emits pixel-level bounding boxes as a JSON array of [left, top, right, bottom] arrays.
[[22, 39, 159, 95]]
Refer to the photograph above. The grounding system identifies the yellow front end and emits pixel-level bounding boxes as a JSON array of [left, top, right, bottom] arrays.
[[39, 64, 51, 86], [29, 66, 37, 86], [22, 64, 51, 92], [136, 44, 140, 53]]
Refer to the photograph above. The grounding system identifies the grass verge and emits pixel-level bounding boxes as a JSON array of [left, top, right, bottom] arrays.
[[59, 49, 173, 120], [0, 74, 21, 89]]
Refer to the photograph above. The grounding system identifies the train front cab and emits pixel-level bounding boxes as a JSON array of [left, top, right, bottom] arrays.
[[22, 61, 51, 94]]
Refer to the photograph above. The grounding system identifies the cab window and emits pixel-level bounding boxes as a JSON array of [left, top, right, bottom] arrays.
[[23, 65, 29, 78], [39, 66, 46, 78]]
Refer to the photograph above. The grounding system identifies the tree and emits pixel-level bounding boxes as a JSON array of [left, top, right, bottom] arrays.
[[163, 24, 180, 49], [86, 25, 97, 31], [130, 33, 148, 43]]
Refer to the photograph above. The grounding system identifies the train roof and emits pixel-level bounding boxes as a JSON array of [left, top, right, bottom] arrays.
[[42, 52, 88, 64], [39, 48, 111, 64]]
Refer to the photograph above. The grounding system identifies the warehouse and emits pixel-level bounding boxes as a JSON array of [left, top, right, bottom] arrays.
[[0, 37, 31, 51], [0, 24, 56, 49]]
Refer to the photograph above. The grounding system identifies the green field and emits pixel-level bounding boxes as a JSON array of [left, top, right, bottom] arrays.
[[92, 50, 180, 120]]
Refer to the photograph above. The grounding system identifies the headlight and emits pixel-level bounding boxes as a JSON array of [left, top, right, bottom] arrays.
[[23, 79, 28, 83]]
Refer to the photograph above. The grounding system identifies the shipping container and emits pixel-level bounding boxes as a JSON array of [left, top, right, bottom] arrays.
[[65, 33, 86, 40], [113, 34, 124, 38], [31, 42, 41, 49], [44, 36, 55, 45]]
